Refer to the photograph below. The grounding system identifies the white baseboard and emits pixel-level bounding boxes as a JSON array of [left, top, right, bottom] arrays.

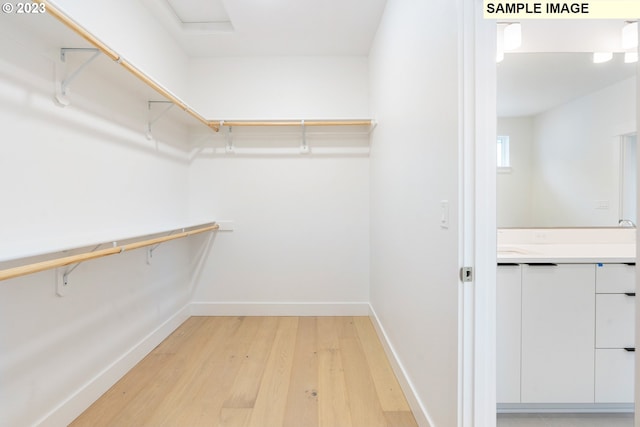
[[190, 301, 370, 316], [368, 305, 432, 427], [36, 304, 192, 427]]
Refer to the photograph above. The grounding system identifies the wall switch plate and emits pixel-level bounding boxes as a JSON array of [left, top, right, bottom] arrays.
[[440, 200, 449, 229]]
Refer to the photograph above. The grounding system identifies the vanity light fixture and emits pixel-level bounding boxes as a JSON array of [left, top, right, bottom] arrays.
[[593, 52, 613, 63], [622, 21, 638, 49], [496, 31, 504, 62], [503, 23, 522, 50], [496, 22, 521, 62], [624, 51, 638, 63]]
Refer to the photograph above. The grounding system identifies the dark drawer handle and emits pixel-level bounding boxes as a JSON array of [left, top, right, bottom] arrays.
[[624, 263, 636, 266], [498, 263, 520, 266], [625, 293, 636, 297], [624, 348, 636, 352], [526, 263, 558, 266]]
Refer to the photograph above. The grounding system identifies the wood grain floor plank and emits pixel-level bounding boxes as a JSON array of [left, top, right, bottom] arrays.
[[147, 316, 259, 427], [70, 353, 180, 427], [353, 316, 413, 413], [385, 410, 420, 427], [178, 316, 263, 427], [70, 316, 419, 427], [153, 316, 209, 355], [223, 316, 280, 408], [283, 316, 319, 427], [218, 408, 252, 427], [245, 317, 299, 427], [317, 317, 353, 427], [340, 336, 387, 427], [71, 316, 227, 427]]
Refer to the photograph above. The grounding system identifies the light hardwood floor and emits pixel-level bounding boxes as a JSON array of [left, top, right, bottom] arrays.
[[71, 316, 418, 427]]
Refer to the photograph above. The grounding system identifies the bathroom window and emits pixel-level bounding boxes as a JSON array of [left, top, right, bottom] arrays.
[[497, 135, 511, 171]]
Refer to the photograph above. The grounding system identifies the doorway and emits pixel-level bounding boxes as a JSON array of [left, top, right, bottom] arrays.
[[493, 21, 638, 427]]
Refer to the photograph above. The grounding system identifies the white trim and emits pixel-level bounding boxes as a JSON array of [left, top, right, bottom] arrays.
[[498, 403, 634, 413], [459, 0, 497, 426], [635, 34, 640, 425], [35, 304, 192, 427], [472, 12, 499, 427], [368, 305, 431, 427], [189, 301, 370, 317]]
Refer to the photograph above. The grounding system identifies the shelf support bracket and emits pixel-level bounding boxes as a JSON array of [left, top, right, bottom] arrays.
[[300, 120, 309, 154], [145, 101, 174, 140], [225, 123, 234, 153], [146, 229, 183, 265], [55, 243, 106, 296], [55, 48, 101, 107]]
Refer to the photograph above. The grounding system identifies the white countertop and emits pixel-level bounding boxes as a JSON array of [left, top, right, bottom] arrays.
[[498, 243, 636, 264], [497, 228, 636, 264]]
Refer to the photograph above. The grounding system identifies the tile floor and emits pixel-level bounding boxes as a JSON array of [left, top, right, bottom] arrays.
[[497, 413, 634, 426]]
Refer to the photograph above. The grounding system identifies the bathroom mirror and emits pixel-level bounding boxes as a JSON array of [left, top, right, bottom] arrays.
[[497, 52, 637, 228]]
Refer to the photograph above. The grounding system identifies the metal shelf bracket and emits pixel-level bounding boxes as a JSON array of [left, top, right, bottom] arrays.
[[225, 123, 234, 153], [146, 229, 183, 265], [300, 120, 309, 154], [145, 101, 174, 140], [55, 243, 108, 296], [55, 48, 101, 107]]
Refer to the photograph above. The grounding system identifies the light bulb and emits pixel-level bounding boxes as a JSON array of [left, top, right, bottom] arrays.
[[622, 21, 638, 50]]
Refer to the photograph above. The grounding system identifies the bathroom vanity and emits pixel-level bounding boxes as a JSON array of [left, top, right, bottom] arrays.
[[497, 228, 636, 412]]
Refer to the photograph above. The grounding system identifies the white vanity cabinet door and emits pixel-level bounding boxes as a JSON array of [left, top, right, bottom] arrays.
[[497, 264, 522, 403], [596, 263, 635, 293], [595, 294, 635, 349], [521, 264, 596, 403], [595, 349, 635, 403], [594, 263, 635, 404]]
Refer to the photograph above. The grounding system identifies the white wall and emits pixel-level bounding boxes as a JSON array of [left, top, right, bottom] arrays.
[[187, 57, 371, 312], [0, 12, 203, 426], [369, 0, 460, 426], [531, 77, 635, 227], [497, 117, 534, 227], [53, 0, 189, 99]]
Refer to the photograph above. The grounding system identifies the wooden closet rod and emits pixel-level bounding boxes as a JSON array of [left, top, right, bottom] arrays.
[[0, 224, 219, 282], [218, 119, 374, 128], [34, 0, 220, 132]]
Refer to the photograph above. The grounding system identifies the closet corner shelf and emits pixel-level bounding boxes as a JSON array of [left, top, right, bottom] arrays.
[[36, 1, 376, 135], [215, 119, 376, 128], [0, 222, 219, 282], [35, 0, 219, 132]]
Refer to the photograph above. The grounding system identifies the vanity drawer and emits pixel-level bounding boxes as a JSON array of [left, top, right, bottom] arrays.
[[595, 348, 635, 403], [596, 263, 635, 294], [595, 294, 635, 348]]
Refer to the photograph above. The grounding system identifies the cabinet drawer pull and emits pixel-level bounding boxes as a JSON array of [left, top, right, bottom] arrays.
[[624, 347, 636, 352], [624, 292, 636, 297], [624, 263, 636, 266], [498, 263, 520, 266], [525, 263, 558, 267]]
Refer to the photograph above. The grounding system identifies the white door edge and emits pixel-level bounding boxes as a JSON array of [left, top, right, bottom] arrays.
[[458, 0, 497, 426]]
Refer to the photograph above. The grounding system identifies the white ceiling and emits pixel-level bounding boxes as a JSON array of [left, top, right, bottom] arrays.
[[140, 0, 388, 56], [498, 20, 637, 117], [497, 52, 636, 117]]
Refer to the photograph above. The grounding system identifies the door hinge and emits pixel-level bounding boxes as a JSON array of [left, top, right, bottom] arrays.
[[460, 267, 473, 282]]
